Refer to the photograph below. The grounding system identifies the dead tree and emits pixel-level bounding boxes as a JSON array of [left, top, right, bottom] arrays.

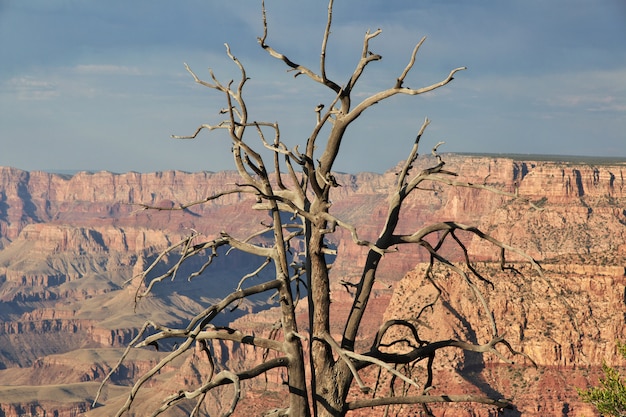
[[95, 1, 554, 416]]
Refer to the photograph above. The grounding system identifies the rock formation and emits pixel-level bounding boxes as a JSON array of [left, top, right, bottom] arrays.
[[0, 155, 623, 416]]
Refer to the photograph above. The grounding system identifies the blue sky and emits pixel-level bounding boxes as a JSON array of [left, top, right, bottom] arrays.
[[1, 0, 625, 174]]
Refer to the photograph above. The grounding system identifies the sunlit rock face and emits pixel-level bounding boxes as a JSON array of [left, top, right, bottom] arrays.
[[0, 156, 624, 416]]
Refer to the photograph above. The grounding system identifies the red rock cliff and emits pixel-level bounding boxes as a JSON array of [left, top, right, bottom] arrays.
[[0, 156, 624, 416]]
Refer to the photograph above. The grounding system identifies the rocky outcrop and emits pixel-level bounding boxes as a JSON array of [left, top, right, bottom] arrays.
[[0, 401, 90, 417], [13, 223, 174, 254], [0, 156, 624, 416], [379, 257, 626, 416], [1, 158, 624, 246], [0, 167, 261, 246]]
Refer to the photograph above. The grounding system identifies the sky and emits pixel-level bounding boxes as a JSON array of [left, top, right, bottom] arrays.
[[0, 0, 625, 174]]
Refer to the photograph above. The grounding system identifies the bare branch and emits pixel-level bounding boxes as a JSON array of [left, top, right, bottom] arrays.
[[320, 212, 387, 255], [346, 66, 466, 124], [152, 361, 289, 417], [114, 337, 197, 417], [132, 186, 251, 212], [418, 238, 499, 337], [396, 117, 431, 190], [367, 335, 514, 365], [373, 319, 426, 351], [347, 394, 512, 411], [198, 328, 286, 353], [185, 278, 283, 332], [419, 174, 545, 210], [322, 333, 371, 393], [171, 122, 229, 140], [346, 28, 383, 93], [395, 36, 427, 88], [320, 0, 333, 81], [236, 257, 272, 290], [258, 0, 341, 93], [342, 350, 421, 391], [152, 371, 241, 417], [93, 321, 152, 407]]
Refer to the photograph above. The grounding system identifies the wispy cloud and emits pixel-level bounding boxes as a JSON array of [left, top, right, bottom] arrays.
[[545, 94, 626, 113], [535, 68, 626, 113], [463, 67, 626, 114], [5, 76, 58, 100], [2, 64, 149, 102]]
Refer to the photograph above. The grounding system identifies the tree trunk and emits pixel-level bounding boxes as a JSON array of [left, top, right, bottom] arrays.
[[306, 200, 349, 417]]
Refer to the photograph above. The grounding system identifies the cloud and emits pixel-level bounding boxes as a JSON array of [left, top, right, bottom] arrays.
[[544, 94, 626, 113], [2, 63, 158, 103], [5, 76, 58, 100], [532, 69, 626, 114], [583, 97, 626, 113], [1, 0, 624, 174], [458, 66, 626, 113]]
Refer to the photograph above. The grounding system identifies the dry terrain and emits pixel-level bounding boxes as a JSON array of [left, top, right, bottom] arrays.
[[0, 154, 624, 416]]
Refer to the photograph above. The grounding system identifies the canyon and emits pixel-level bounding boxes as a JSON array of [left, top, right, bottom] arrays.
[[0, 154, 624, 416]]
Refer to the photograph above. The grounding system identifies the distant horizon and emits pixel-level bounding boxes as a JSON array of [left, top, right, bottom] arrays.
[[3, 152, 626, 176]]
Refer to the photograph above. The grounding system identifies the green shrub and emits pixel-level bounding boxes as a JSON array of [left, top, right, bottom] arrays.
[[578, 343, 626, 417]]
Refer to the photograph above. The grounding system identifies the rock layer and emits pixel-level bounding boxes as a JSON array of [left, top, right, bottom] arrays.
[[0, 156, 624, 416]]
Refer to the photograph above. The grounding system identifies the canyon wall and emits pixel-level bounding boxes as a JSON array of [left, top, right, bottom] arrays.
[[0, 155, 623, 416]]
